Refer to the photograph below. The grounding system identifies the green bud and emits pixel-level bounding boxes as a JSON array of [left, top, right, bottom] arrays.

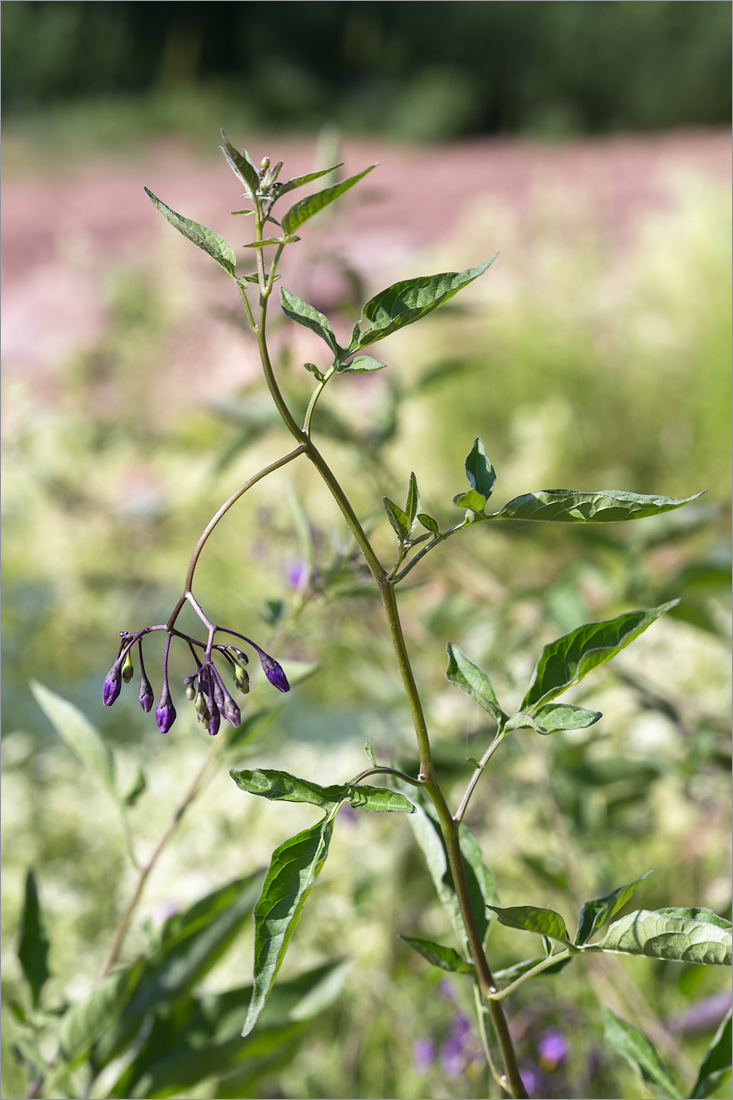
[[121, 651, 134, 683]]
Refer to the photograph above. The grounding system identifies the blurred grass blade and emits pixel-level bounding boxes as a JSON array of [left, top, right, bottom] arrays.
[[575, 872, 653, 945], [488, 488, 706, 524], [144, 188, 236, 275], [487, 904, 573, 947], [399, 936, 474, 974], [594, 909, 732, 965], [31, 680, 117, 800], [445, 643, 506, 724], [602, 1007, 684, 1099], [690, 1007, 732, 1099], [59, 958, 145, 1068], [281, 164, 376, 237], [17, 870, 50, 1009], [520, 601, 678, 711], [243, 810, 339, 1036]]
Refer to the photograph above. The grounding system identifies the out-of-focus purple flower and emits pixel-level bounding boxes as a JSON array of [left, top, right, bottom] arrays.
[[286, 560, 308, 588], [413, 1038, 435, 1073], [440, 1012, 473, 1077], [259, 652, 290, 692], [520, 1063, 543, 1096], [103, 664, 122, 706], [156, 690, 177, 734], [538, 1027, 567, 1071]]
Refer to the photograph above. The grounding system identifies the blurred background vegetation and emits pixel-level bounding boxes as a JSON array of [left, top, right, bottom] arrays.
[[2, 3, 731, 1098]]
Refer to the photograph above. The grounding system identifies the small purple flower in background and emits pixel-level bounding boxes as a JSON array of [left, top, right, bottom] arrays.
[[286, 559, 308, 589], [412, 1037, 435, 1073], [440, 1011, 473, 1077], [538, 1027, 567, 1072]]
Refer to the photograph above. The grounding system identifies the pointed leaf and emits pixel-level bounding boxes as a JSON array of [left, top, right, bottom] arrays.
[[418, 513, 440, 533], [276, 164, 345, 199], [487, 905, 573, 946], [230, 768, 413, 813], [219, 132, 260, 197], [351, 256, 497, 351], [363, 740, 376, 767], [243, 811, 338, 1035], [465, 438, 496, 500], [279, 288, 339, 354], [506, 704, 602, 735], [575, 872, 653, 945], [383, 496, 411, 540], [594, 909, 732, 965], [336, 354, 387, 373], [488, 488, 706, 524], [242, 237, 286, 249], [690, 1007, 732, 1099], [17, 871, 50, 1009], [59, 959, 145, 1067], [404, 473, 421, 525], [602, 1007, 684, 1099], [144, 189, 236, 275], [31, 681, 117, 799], [520, 601, 678, 711], [446, 643, 506, 724], [281, 165, 377, 237], [399, 936, 474, 974]]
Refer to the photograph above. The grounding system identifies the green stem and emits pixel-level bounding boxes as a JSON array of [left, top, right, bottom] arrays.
[[455, 729, 507, 823], [489, 949, 576, 1001]]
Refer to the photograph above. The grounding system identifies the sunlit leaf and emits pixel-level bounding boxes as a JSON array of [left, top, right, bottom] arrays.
[[593, 909, 732, 965], [230, 768, 413, 813], [144, 189, 236, 275], [575, 872, 653, 945], [520, 602, 678, 711], [383, 496, 411, 540], [399, 936, 474, 974], [487, 488, 706, 524], [281, 165, 377, 237], [59, 959, 145, 1068], [17, 871, 50, 1009], [505, 703, 602, 735], [279, 288, 339, 354], [602, 1007, 684, 1099], [404, 472, 421, 525], [690, 1007, 732, 1099], [336, 354, 387, 373], [465, 438, 496, 501], [445, 643, 506, 724], [418, 513, 440, 533], [487, 904, 573, 946], [31, 681, 117, 800], [452, 488, 487, 513], [219, 132, 260, 197]]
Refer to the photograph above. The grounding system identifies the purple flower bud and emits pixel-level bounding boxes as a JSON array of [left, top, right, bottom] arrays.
[[155, 691, 176, 734], [139, 673, 154, 712], [208, 706, 221, 737], [223, 696, 241, 728], [103, 664, 122, 706], [259, 653, 290, 693]]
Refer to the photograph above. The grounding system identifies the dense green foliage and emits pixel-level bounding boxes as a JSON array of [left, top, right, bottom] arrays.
[[2, 2, 731, 140]]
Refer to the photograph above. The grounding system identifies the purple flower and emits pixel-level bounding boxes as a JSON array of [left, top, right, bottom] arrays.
[[155, 690, 177, 734], [413, 1038, 435, 1073], [538, 1027, 567, 1071], [440, 1011, 473, 1077], [103, 664, 122, 706], [286, 560, 308, 588]]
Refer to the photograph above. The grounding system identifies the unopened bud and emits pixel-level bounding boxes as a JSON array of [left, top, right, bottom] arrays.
[[259, 652, 290, 693], [155, 691, 177, 734], [103, 664, 122, 706], [139, 673, 154, 713], [208, 706, 221, 737], [234, 664, 250, 694], [185, 681, 196, 701], [121, 651, 134, 683], [194, 692, 210, 724]]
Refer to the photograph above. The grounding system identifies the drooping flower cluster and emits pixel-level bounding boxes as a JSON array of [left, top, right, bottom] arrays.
[[103, 619, 289, 736]]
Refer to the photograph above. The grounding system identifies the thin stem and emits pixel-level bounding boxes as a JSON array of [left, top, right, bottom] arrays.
[[394, 520, 467, 583], [303, 365, 336, 436], [349, 765, 424, 788], [455, 729, 506, 823], [489, 949, 576, 1001]]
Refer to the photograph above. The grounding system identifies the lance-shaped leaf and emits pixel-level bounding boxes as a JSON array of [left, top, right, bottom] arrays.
[[446, 643, 506, 724], [144, 189, 236, 275], [593, 909, 732, 965], [336, 354, 386, 373], [404, 472, 420, 525], [230, 767, 413, 814], [505, 703, 602, 735], [31, 681, 117, 800], [602, 1008, 684, 1099], [520, 601, 678, 712], [487, 904, 573, 947], [465, 438, 496, 502], [59, 958, 145, 1068], [575, 872, 653, 945], [350, 256, 497, 352], [243, 810, 338, 1036], [18, 871, 50, 1009], [281, 164, 377, 237], [690, 1007, 732, 1099], [383, 496, 412, 541], [219, 132, 260, 197], [280, 288, 340, 354], [399, 936, 474, 974], [487, 488, 706, 524], [275, 163, 345, 200]]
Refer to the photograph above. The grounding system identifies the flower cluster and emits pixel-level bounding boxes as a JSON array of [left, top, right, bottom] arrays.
[[103, 620, 289, 736]]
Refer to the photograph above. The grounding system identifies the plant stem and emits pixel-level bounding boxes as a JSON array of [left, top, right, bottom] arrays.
[[455, 729, 506, 823]]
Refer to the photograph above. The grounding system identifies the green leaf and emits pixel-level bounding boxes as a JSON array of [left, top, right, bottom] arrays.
[[575, 872, 653, 945], [230, 768, 413, 814], [594, 909, 732, 965], [242, 237, 286, 249], [281, 164, 377, 237], [336, 354, 387, 373], [219, 132, 260, 197], [350, 256, 497, 352], [59, 959, 145, 1067], [279, 288, 339, 354], [363, 740, 376, 767], [399, 936, 474, 974], [655, 907, 732, 932], [602, 1007, 684, 1099], [505, 703, 602, 735], [452, 488, 487, 513], [520, 601, 678, 711], [243, 811, 338, 1036], [31, 680, 117, 799], [418, 513, 440, 533], [445, 643, 506, 724], [403, 473, 421, 525], [383, 496, 411, 541], [690, 1007, 732, 1099], [487, 905, 573, 947], [465, 438, 496, 501], [17, 871, 50, 1009], [488, 488, 706, 524], [144, 188, 236, 275], [275, 163, 345, 199]]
